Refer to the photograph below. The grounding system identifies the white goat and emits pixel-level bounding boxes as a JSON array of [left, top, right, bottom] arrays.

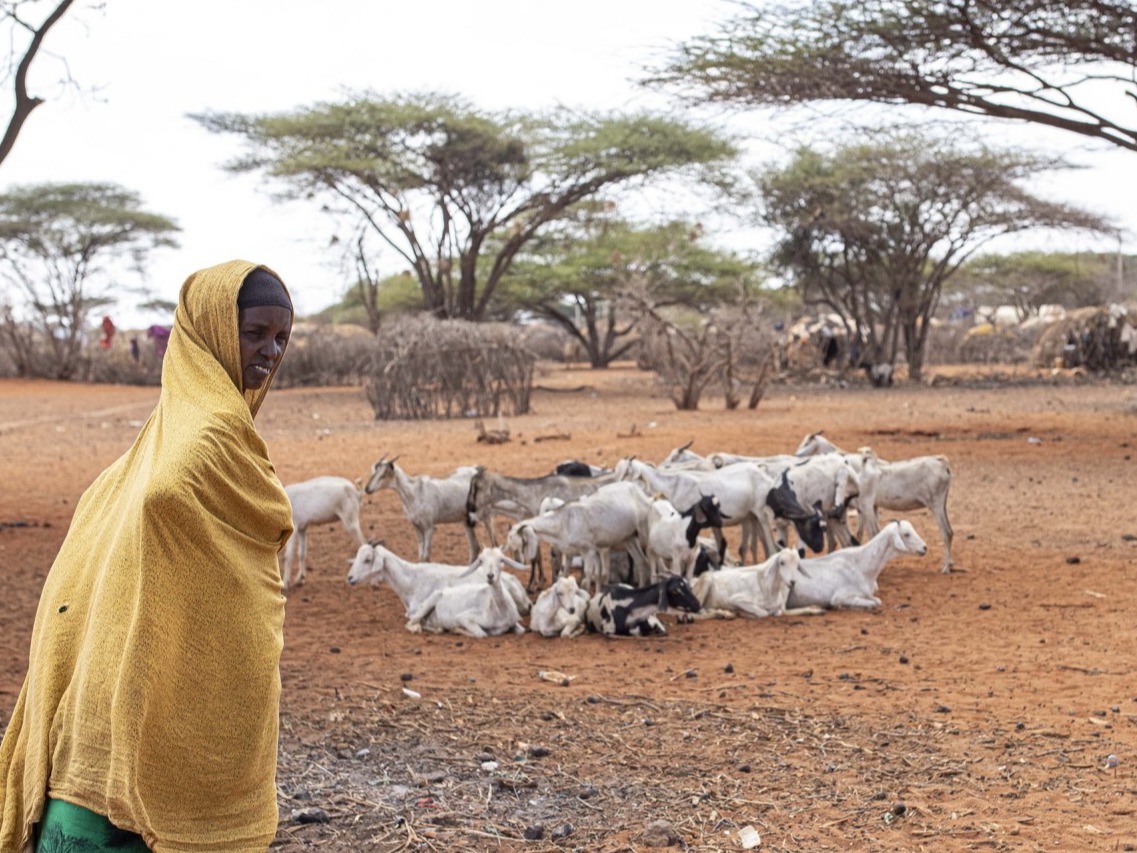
[[402, 550, 525, 636], [614, 457, 781, 564], [795, 431, 954, 572], [346, 542, 531, 617], [661, 446, 859, 553], [687, 548, 812, 620], [281, 475, 366, 590], [504, 481, 653, 594], [786, 519, 928, 611], [404, 550, 526, 638], [365, 455, 485, 561], [529, 575, 591, 638], [644, 498, 701, 582]]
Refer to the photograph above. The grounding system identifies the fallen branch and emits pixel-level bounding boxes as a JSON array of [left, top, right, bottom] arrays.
[[534, 431, 572, 443]]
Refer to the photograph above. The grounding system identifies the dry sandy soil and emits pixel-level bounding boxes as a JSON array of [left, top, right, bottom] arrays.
[[2, 365, 1137, 852]]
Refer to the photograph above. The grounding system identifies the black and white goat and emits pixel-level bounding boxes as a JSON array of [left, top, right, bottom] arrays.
[[586, 575, 702, 637], [644, 494, 727, 583]]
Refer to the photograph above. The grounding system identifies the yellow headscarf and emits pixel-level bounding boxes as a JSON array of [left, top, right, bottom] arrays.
[[0, 260, 294, 852]]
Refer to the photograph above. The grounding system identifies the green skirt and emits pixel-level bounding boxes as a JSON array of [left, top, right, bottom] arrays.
[[35, 797, 150, 853]]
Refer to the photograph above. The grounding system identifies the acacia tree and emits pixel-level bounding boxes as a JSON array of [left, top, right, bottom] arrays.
[[0, 1, 76, 168], [501, 209, 755, 367], [0, 182, 180, 379], [759, 133, 1111, 381], [191, 92, 737, 321], [652, 1, 1137, 152]]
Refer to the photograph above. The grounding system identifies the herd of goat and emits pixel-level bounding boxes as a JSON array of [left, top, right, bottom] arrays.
[[279, 431, 953, 638]]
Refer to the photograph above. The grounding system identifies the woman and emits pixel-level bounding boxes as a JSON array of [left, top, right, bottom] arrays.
[[0, 261, 295, 852]]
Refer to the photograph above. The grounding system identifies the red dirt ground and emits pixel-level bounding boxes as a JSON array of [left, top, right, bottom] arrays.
[[2, 367, 1137, 852]]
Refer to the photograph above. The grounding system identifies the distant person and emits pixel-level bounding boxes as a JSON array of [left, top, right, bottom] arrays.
[[98, 316, 116, 350], [0, 261, 294, 852], [820, 326, 839, 367], [146, 324, 171, 359], [129, 336, 140, 362]]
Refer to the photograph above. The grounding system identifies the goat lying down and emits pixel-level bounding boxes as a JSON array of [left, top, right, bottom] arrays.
[[346, 541, 532, 618], [530, 575, 590, 638], [685, 548, 817, 620], [404, 548, 529, 638], [787, 519, 928, 611], [586, 575, 702, 637]]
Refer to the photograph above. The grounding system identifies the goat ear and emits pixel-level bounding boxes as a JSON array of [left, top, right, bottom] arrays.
[[679, 439, 694, 451], [389, 455, 400, 464]]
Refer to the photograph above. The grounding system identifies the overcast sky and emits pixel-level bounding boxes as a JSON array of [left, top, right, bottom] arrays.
[[4, 1, 1133, 329]]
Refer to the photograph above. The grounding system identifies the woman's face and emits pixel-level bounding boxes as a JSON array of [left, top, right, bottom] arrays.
[[238, 305, 292, 391]]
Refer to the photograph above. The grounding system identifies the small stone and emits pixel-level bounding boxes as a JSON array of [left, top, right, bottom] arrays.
[[1066, 556, 1081, 564], [899, 655, 909, 664], [400, 672, 414, 682], [724, 663, 734, 673], [935, 704, 952, 713], [523, 824, 544, 840], [978, 602, 992, 610], [641, 819, 682, 847], [329, 646, 341, 654], [738, 763, 751, 773], [528, 745, 551, 758], [685, 669, 697, 678], [891, 802, 907, 816], [551, 823, 574, 840]]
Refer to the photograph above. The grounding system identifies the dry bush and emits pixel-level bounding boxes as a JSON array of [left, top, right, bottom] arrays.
[[956, 328, 1032, 365], [364, 318, 534, 420], [636, 303, 777, 410], [273, 325, 378, 389], [518, 322, 579, 362], [85, 350, 162, 386]]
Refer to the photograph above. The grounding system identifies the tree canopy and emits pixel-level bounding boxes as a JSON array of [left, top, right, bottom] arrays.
[[652, 1, 1137, 152], [758, 131, 1112, 380], [191, 92, 738, 321], [0, 181, 179, 378], [501, 208, 760, 367]]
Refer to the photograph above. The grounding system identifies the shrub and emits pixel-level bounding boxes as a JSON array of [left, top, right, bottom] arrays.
[[273, 324, 378, 388], [363, 318, 534, 420]]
